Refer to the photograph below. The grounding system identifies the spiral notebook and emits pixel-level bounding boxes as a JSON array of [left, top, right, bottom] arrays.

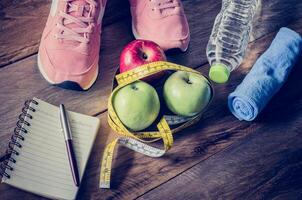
[[0, 98, 100, 200]]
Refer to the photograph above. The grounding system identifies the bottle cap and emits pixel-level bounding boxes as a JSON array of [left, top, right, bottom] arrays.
[[209, 63, 230, 84]]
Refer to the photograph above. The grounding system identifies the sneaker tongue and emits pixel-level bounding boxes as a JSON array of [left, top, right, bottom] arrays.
[[62, 0, 90, 46], [68, 0, 89, 17], [159, 0, 178, 16], [161, 9, 175, 16]]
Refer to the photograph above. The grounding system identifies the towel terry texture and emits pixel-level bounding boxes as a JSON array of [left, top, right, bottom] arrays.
[[228, 27, 302, 121]]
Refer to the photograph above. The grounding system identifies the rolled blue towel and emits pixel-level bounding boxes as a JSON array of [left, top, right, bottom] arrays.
[[228, 27, 302, 121]]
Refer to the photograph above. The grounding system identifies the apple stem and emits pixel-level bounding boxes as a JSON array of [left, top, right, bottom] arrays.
[[142, 53, 148, 60], [132, 85, 138, 90], [183, 77, 192, 84]]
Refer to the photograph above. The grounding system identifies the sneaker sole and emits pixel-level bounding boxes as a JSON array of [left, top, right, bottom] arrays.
[[37, 53, 99, 91], [131, 21, 189, 52]]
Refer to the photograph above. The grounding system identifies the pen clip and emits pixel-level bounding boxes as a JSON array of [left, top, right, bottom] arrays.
[[59, 104, 72, 140], [59, 108, 64, 133]]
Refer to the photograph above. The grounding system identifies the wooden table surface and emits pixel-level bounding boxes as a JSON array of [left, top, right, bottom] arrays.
[[1, 0, 302, 199]]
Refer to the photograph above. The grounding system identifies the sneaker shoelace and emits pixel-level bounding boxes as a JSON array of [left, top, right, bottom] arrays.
[[56, 0, 97, 44], [151, 0, 180, 12]]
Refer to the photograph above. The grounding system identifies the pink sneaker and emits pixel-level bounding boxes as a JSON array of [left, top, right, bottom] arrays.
[[129, 0, 190, 52], [38, 0, 106, 90]]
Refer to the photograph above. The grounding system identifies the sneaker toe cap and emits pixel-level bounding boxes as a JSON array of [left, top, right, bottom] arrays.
[[47, 49, 95, 75], [38, 48, 99, 90], [135, 14, 190, 51]]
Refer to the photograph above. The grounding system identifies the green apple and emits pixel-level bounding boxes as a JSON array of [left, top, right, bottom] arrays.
[[113, 81, 160, 131], [163, 71, 212, 117]]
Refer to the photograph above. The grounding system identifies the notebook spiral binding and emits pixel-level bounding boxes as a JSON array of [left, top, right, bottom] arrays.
[[0, 99, 38, 180]]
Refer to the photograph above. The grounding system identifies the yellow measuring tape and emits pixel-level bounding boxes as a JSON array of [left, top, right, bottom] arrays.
[[99, 61, 213, 189]]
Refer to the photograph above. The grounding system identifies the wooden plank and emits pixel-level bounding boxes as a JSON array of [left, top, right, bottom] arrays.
[[2, 0, 302, 68], [136, 25, 302, 200], [0, 0, 131, 67], [0, 106, 254, 200], [0, 18, 134, 156], [79, 22, 302, 200], [0, 0, 224, 157], [0, 2, 302, 199], [137, 69, 302, 200], [2, 21, 301, 199], [1, 0, 301, 157], [139, 125, 302, 200]]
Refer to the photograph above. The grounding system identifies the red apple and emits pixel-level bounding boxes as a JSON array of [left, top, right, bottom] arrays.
[[119, 39, 166, 82]]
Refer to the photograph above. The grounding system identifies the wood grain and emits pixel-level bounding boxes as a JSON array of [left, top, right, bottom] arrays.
[[1, 0, 302, 67], [1, 0, 301, 158], [82, 22, 302, 200], [2, 20, 302, 199], [138, 64, 302, 200], [0, 0, 223, 157], [136, 22, 302, 200], [0, 98, 256, 200], [140, 124, 302, 200], [0, 17, 134, 157], [0, 0, 302, 199]]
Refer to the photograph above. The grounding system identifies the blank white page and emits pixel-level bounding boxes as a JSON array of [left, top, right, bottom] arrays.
[[2, 98, 100, 200]]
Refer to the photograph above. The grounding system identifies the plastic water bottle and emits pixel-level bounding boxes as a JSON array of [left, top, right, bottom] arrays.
[[206, 0, 259, 83]]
